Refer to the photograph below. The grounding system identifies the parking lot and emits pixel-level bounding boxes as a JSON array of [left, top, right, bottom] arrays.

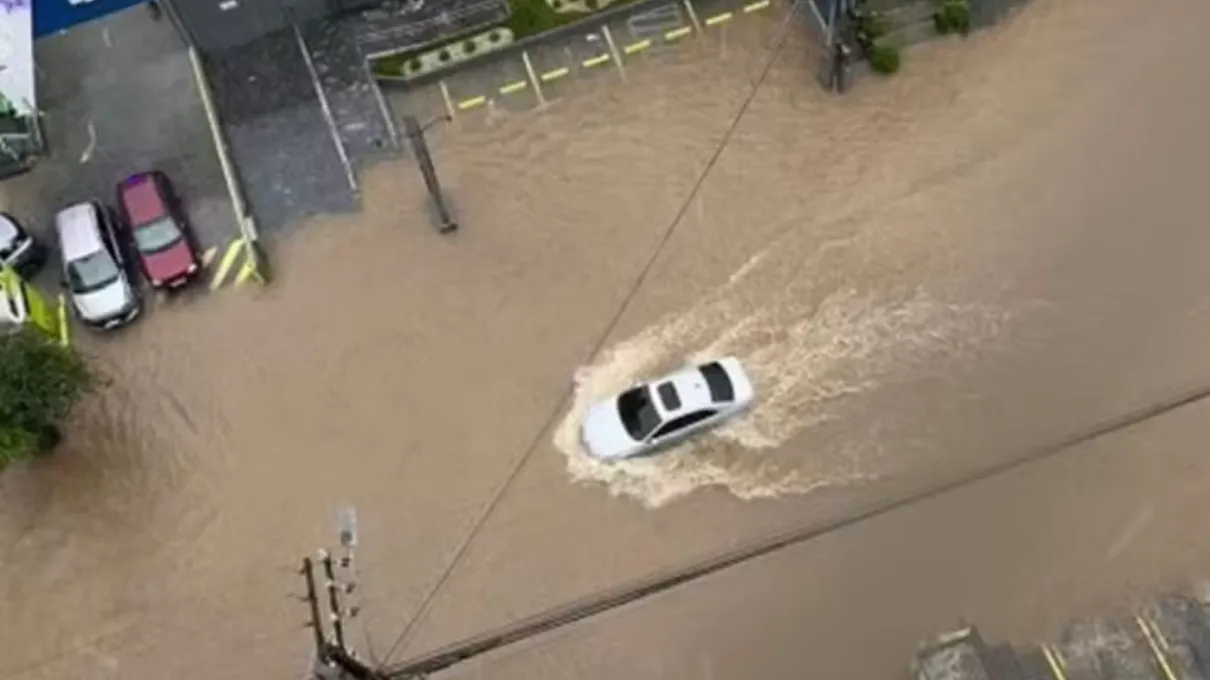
[[389, 0, 788, 125], [0, 6, 247, 298]]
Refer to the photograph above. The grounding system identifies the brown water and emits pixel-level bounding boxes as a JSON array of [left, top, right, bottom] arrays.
[[4, 0, 1210, 677]]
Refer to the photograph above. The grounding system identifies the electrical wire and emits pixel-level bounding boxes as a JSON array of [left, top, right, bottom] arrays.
[[377, 1, 810, 666]]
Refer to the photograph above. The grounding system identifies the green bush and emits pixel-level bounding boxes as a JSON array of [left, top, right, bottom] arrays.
[[506, 0, 567, 37], [868, 44, 901, 75], [854, 9, 890, 40], [0, 329, 96, 469], [934, 0, 971, 35]]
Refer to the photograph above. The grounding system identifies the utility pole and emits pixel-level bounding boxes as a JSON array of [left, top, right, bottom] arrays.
[[298, 506, 385, 680], [403, 113, 458, 234]]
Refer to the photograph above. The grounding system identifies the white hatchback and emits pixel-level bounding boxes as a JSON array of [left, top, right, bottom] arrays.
[[55, 202, 141, 330], [581, 357, 755, 461]]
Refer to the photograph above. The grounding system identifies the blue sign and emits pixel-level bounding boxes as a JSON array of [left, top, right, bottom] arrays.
[[33, 0, 146, 37]]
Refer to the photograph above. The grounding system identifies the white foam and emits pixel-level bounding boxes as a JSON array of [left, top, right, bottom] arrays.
[[552, 257, 1012, 508]]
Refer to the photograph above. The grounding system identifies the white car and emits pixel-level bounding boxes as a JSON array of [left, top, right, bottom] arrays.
[[0, 212, 47, 278], [55, 202, 141, 330], [581, 357, 755, 461]]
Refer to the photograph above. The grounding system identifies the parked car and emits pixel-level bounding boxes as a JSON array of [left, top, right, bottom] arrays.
[[116, 171, 200, 289], [580, 357, 755, 461], [55, 201, 141, 330], [0, 212, 47, 278]]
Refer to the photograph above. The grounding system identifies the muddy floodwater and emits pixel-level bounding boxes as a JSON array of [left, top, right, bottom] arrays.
[[5, 0, 1210, 677]]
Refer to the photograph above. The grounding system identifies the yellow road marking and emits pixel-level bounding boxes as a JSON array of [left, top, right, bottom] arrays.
[[623, 39, 652, 54], [202, 246, 218, 268], [1137, 616, 1180, 680], [499, 80, 528, 95], [705, 11, 733, 25], [57, 293, 70, 347], [209, 239, 244, 291], [1041, 645, 1068, 680], [457, 96, 487, 110], [664, 26, 692, 40], [743, 0, 770, 11], [540, 67, 569, 82], [234, 257, 258, 286], [582, 54, 611, 68]]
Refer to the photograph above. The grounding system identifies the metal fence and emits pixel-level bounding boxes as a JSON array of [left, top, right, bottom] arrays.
[[0, 115, 46, 180]]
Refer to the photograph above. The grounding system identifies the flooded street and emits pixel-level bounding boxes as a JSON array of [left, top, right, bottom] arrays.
[[4, 0, 1210, 677]]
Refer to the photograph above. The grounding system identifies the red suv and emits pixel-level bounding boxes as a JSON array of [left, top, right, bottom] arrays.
[[117, 171, 200, 289]]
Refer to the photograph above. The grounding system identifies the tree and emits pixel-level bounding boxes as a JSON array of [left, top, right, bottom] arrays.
[[0, 329, 97, 468]]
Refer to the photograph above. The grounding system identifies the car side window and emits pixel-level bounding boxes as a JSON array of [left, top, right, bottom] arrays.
[[652, 409, 717, 440]]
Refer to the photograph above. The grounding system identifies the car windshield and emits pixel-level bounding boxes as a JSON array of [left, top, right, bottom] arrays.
[[133, 217, 182, 254], [617, 386, 662, 440], [700, 362, 735, 402], [66, 250, 121, 293]]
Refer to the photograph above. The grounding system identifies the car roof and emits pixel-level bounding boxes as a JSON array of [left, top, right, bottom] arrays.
[[120, 173, 168, 226], [55, 203, 105, 260], [650, 367, 716, 418]]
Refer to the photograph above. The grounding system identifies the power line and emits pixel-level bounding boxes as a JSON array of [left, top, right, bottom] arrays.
[[376, 3, 808, 665], [381, 379, 1210, 677]]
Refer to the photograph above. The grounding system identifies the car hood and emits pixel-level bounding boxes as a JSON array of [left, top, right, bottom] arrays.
[[73, 279, 133, 321], [142, 241, 194, 281], [581, 400, 642, 461]]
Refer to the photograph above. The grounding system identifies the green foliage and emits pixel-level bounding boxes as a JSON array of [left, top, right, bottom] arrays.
[[934, 0, 971, 35], [0, 329, 96, 467], [854, 8, 891, 40], [505, 0, 569, 38], [869, 44, 902, 74]]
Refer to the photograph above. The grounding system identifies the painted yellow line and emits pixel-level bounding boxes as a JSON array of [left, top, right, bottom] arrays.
[[623, 39, 652, 54], [582, 54, 611, 68], [209, 239, 244, 291], [743, 0, 770, 11], [499, 80, 528, 95], [705, 11, 733, 25], [664, 26, 693, 40], [57, 294, 70, 347], [234, 257, 258, 286], [540, 67, 570, 82], [1040, 645, 1068, 680], [457, 96, 487, 110], [1137, 616, 1180, 680], [202, 246, 218, 268]]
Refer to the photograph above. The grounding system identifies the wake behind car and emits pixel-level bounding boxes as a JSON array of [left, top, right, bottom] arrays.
[[55, 202, 141, 330], [581, 357, 755, 461], [0, 212, 47, 279], [117, 171, 200, 289]]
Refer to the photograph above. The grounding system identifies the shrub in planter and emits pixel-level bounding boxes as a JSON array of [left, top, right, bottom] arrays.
[[934, 0, 971, 35], [852, 8, 890, 57], [868, 44, 901, 75], [464, 39, 477, 53]]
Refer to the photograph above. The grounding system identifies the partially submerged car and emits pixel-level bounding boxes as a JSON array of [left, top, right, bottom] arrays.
[[581, 357, 755, 461], [117, 171, 200, 289], [55, 201, 141, 330], [0, 212, 47, 278]]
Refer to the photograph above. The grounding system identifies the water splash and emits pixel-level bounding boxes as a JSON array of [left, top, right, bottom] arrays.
[[552, 260, 1012, 508]]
